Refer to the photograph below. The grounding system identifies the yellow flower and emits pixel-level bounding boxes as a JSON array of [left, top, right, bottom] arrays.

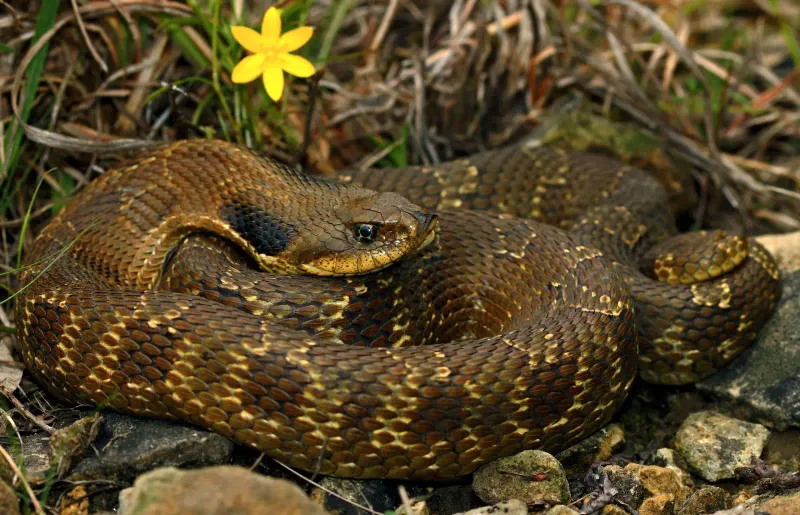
[[231, 7, 315, 101]]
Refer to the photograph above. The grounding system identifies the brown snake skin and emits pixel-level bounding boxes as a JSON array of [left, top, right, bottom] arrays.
[[15, 139, 781, 480]]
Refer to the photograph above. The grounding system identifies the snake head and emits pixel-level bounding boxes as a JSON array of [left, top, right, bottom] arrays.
[[295, 191, 438, 276], [221, 189, 437, 277]]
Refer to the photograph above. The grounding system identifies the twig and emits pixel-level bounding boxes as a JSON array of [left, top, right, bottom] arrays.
[[0, 385, 56, 434], [70, 0, 108, 73]]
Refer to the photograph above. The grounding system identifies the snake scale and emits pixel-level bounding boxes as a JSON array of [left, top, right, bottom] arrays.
[[15, 139, 781, 480]]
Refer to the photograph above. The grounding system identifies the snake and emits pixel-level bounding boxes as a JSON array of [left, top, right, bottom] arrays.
[[15, 138, 781, 480]]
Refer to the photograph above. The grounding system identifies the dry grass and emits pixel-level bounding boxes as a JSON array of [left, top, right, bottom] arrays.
[[0, 0, 798, 511]]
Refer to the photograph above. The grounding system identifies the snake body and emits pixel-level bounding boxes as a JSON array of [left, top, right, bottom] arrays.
[[15, 139, 781, 480]]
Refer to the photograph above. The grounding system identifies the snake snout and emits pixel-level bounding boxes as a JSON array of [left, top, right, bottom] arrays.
[[415, 211, 438, 247]]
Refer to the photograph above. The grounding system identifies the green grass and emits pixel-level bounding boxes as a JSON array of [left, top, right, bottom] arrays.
[[2, 0, 58, 186]]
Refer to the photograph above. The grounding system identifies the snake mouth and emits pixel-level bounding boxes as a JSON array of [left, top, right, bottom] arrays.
[[415, 212, 438, 250]]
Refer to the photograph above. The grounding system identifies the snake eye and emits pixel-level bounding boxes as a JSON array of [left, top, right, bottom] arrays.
[[355, 223, 378, 244]]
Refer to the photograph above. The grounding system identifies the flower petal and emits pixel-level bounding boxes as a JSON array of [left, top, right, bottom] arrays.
[[279, 53, 316, 78], [263, 66, 284, 101], [261, 7, 281, 45], [278, 27, 313, 52], [231, 26, 270, 54], [231, 54, 266, 83]]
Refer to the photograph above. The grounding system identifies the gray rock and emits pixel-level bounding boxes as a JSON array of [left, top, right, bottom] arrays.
[[19, 433, 51, 483], [603, 464, 647, 508], [709, 486, 800, 514], [697, 240, 800, 431], [69, 412, 234, 482], [118, 465, 328, 515], [674, 411, 770, 482], [472, 450, 570, 506], [455, 500, 528, 515], [677, 486, 730, 515]]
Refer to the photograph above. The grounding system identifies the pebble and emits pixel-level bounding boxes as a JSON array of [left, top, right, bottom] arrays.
[[118, 465, 328, 515], [68, 412, 234, 483], [674, 411, 770, 482], [603, 464, 646, 508], [639, 493, 674, 515], [676, 486, 730, 515], [455, 499, 528, 515], [472, 450, 571, 506], [709, 486, 800, 514]]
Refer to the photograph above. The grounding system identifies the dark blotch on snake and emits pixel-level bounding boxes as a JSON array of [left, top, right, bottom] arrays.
[[220, 203, 296, 256]]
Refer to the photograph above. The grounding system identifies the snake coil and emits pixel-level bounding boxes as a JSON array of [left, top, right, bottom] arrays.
[[16, 139, 780, 479]]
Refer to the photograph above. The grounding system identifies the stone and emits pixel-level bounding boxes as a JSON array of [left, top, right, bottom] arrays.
[[0, 480, 19, 515], [455, 500, 528, 515], [639, 493, 674, 515], [19, 433, 52, 484], [710, 486, 800, 514], [545, 506, 578, 515], [69, 412, 234, 483], [603, 464, 646, 508], [674, 411, 770, 482], [647, 448, 694, 487], [556, 424, 625, 474], [676, 486, 730, 515], [472, 450, 571, 506], [624, 464, 690, 505], [697, 241, 800, 432], [395, 500, 430, 515], [117, 465, 328, 515]]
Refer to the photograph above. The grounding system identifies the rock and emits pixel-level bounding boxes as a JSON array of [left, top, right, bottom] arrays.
[[69, 412, 234, 483], [756, 232, 800, 274], [676, 486, 730, 515], [601, 506, 627, 515], [674, 411, 770, 482], [472, 450, 571, 506], [647, 448, 694, 487], [603, 465, 646, 508], [545, 506, 578, 515], [118, 465, 327, 515], [0, 480, 19, 515], [639, 493, 674, 515], [455, 500, 528, 515], [19, 433, 52, 484], [395, 500, 430, 515], [697, 256, 800, 432], [58, 485, 90, 515], [624, 464, 690, 506], [311, 477, 430, 515], [556, 424, 625, 474], [710, 486, 800, 514]]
